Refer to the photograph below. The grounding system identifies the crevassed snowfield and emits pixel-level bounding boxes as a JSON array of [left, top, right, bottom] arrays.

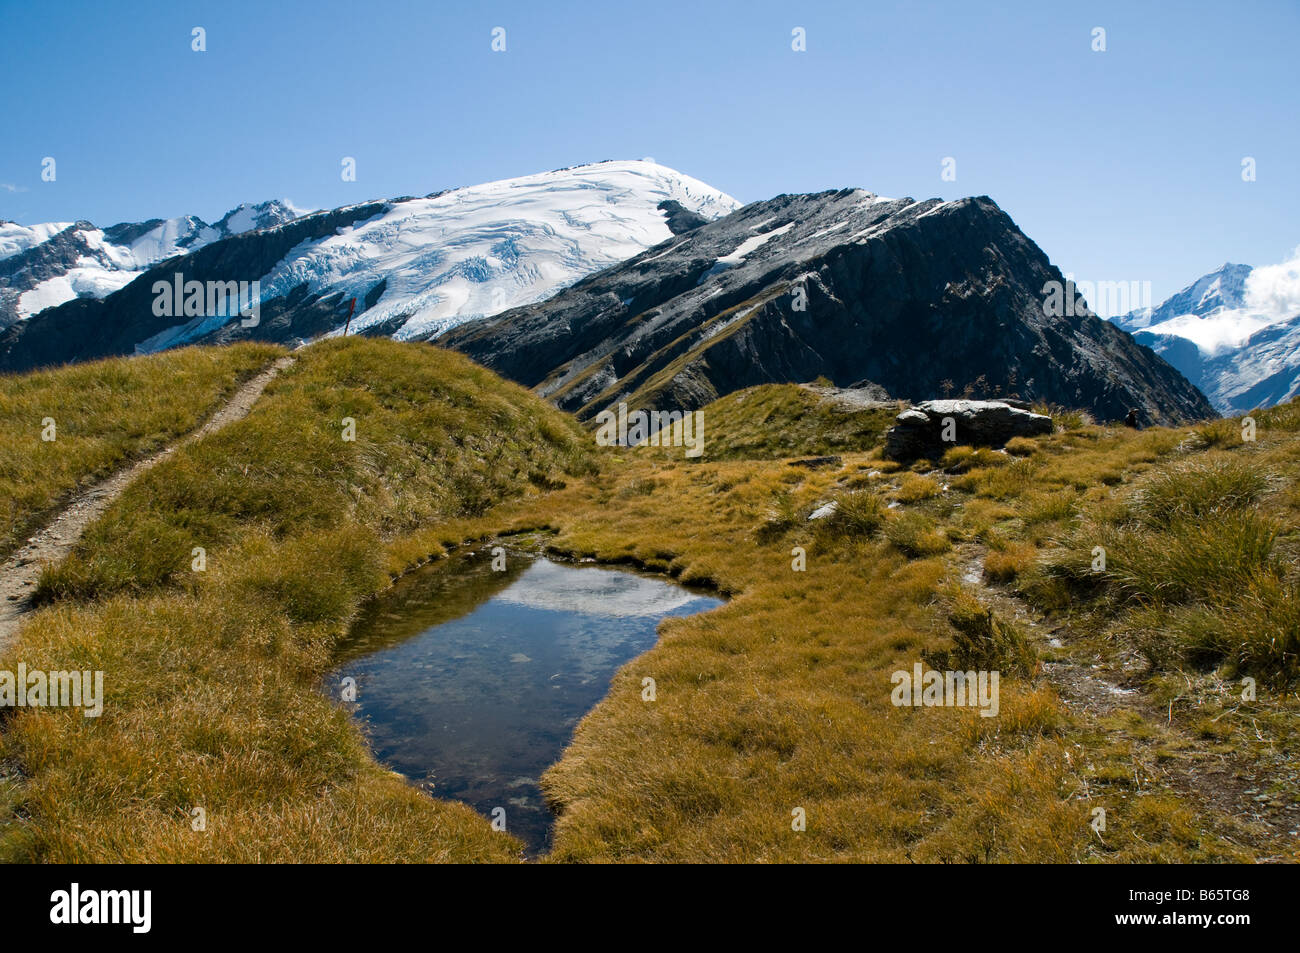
[[258, 160, 740, 340]]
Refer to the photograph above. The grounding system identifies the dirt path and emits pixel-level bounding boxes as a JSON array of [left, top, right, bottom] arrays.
[[954, 541, 1299, 860], [0, 356, 294, 652]]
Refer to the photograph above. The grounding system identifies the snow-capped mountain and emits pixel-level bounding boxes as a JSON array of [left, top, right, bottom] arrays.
[[1111, 252, 1300, 414], [253, 160, 738, 342], [0, 161, 739, 369], [1112, 263, 1251, 332], [0, 164, 1215, 426], [0, 200, 304, 325]]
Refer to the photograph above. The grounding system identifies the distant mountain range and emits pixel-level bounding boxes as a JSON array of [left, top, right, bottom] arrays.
[[0, 201, 303, 325], [0, 161, 737, 368], [1111, 256, 1300, 414], [0, 160, 1221, 425]]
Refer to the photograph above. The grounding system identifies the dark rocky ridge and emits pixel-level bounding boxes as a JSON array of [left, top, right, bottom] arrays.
[[439, 189, 1216, 423], [437, 190, 1216, 426]]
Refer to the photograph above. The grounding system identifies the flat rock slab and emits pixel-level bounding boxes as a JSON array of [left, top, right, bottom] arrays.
[[884, 399, 1052, 461]]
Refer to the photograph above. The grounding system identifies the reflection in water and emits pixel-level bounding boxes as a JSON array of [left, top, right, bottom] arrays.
[[334, 551, 722, 854]]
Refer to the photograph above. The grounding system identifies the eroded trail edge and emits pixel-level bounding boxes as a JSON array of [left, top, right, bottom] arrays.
[[0, 355, 295, 651]]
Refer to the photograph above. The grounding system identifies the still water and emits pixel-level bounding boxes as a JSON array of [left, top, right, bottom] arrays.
[[333, 551, 722, 854]]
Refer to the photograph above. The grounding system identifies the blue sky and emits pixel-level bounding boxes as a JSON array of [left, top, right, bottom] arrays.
[[2, 0, 1296, 312]]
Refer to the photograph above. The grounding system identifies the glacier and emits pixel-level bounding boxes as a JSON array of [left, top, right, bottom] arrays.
[[256, 159, 740, 341], [3, 161, 738, 349]]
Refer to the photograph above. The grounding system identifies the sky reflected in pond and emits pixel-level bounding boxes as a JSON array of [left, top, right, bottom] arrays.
[[334, 553, 722, 854]]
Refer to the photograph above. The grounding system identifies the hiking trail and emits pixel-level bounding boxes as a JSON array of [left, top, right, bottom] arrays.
[[0, 356, 294, 652]]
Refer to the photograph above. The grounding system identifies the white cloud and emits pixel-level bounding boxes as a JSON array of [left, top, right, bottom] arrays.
[[1244, 244, 1300, 319], [1146, 245, 1300, 356], [0, 183, 28, 193]]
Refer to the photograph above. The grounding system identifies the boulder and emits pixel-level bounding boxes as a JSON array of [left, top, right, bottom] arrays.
[[884, 399, 1052, 461], [807, 501, 839, 521]]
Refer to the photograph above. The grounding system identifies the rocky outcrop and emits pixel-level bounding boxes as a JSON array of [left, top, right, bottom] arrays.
[[657, 200, 710, 235], [883, 400, 1053, 461], [439, 190, 1217, 426]]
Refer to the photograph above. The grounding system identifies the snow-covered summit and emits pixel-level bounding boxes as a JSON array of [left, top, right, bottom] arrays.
[[259, 159, 740, 340], [1113, 262, 1250, 333]]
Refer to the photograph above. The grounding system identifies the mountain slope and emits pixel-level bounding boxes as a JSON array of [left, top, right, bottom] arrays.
[[1136, 315, 1300, 414], [0, 161, 738, 371], [439, 189, 1216, 425]]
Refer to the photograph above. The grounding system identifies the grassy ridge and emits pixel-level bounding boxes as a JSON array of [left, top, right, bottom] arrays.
[[675, 383, 896, 460], [3, 358, 1295, 863], [0, 343, 283, 559], [0, 337, 593, 862], [35, 339, 593, 604]]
